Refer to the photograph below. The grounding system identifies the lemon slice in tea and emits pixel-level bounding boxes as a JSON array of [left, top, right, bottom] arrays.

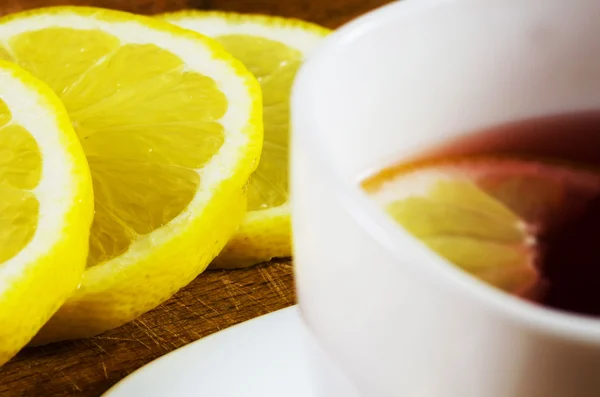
[[364, 157, 600, 297]]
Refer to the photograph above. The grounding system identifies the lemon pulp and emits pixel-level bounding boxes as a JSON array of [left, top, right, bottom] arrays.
[[162, 11, 329, 267], [0, 99, 41, 265], [5, 27, 227, 267], [382, 178, 536, 293], [364, 157, 600, 296], [215, 34, 301, 210], [0, 59, 94, 361]]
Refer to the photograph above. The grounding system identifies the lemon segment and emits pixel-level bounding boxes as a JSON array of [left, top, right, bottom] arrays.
[[0, 188, 38, 265], [0, 60, 93, 363], [8, 25, 225, 267], [366, 157, 600, 297], [163, 11, 329, 268], [365, 159, 542, 296], [0, 45, 13, 62], [385, 180, 525, 242], [0, 7, 262, 342], [10, 28, 120, 96], [382, 179, 535, 294], [217, 34, 301, 211], [0, 124, 42, 190]]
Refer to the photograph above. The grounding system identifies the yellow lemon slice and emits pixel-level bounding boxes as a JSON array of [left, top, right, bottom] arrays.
[[364, 157, 600, 298], [0, 6, 263, 343], [163, 11, 329, 268], [0, 61, 92, 363]]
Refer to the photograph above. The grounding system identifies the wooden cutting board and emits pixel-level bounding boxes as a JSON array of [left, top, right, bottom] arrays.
[[0, 0, 392, 395]]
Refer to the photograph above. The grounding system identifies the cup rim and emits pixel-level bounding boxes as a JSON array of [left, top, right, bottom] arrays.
[[292, 0, 600, 342]]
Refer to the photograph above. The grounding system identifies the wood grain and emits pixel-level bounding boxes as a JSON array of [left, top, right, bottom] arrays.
[[0, 0, 393, 396], [0, 262, 295, 396]]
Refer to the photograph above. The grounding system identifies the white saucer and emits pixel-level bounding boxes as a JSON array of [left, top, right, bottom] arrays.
[[103, 306, 314, 397]]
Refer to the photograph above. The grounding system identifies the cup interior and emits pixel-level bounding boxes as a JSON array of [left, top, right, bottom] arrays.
[[304, 0, 600, 180], [295, 0, 600, 336]]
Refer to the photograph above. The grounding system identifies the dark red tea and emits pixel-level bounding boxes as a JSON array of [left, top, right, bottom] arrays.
[[363, 111, 600, 318]]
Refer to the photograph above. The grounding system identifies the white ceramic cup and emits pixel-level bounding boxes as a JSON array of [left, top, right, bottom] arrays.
[[291, 1, 600, 396]]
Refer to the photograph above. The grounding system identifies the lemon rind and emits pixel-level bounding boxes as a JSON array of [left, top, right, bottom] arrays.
[[0, 60, 93, 362], [161, 10, 329, 53], [0, 6, 263, 341], [163, 10, 329, 267]]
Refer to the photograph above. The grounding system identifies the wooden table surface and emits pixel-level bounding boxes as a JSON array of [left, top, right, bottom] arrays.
[[0, 0, 392, 396]]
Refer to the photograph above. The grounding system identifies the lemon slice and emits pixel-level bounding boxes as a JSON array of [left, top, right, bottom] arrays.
[[0, 61, 92, 362], [0, 7, 263, 343], [163, 11, 329, 268], [364, 157, 600, 298]]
